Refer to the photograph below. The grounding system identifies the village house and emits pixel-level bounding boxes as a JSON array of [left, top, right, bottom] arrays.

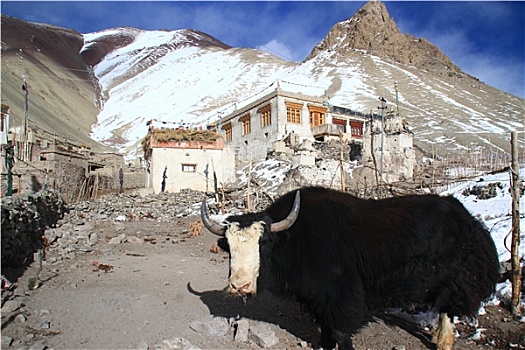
[[214, 86, 414, 185], [0, 103, 134, 200], [217, 87, 367, 163], [143, 129, 235, 193]]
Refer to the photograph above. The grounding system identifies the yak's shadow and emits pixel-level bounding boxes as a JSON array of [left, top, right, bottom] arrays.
[[371, 311, 436, 349], [188, 283, 435, 349], [187, 282, 320, 345]]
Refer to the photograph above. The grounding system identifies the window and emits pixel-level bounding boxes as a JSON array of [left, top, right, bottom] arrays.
[[308, 105, 327, 128], [181, 164, 196, 172], [286, 101, 303, 124], [222, 122, 232, 142], [332, 117, 347, 133], [239, 114, 251, 135], [350, 120, 364, 138], [259, 104, 271, 127]]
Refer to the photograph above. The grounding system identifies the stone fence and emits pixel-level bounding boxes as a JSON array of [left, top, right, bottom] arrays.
[[1, 189, 68, 269]]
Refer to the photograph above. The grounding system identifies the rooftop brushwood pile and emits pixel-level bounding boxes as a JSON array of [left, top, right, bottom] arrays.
[[141, 129, 221, 153]]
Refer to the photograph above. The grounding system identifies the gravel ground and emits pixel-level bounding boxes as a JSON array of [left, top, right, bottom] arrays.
[[2, 216, 524, 350]]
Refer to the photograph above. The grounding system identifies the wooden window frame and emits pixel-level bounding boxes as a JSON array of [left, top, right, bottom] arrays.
[[239, 114, 251, 135], [181, 163, 196, 172], [222, 122, 233, 142], [308, 105, 327, 128], [258, 104, 272, 127], [332, 117, 347, 133], [350, 120, 364, 138], [285, 101, 303, 124]]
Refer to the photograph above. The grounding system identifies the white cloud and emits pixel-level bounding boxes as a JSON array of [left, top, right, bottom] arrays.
[[395, 18, 524, 99], [257, 39, 297, 62], [458, 54, 524, 99], [421, 31, 524, 99]]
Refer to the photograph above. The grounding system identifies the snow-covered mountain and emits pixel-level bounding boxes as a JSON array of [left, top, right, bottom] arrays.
[[2, 1, 523, 161]]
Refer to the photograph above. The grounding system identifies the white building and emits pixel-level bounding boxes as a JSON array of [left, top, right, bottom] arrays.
[[144, 129, 235, 193], [217, 88, 366, 163]]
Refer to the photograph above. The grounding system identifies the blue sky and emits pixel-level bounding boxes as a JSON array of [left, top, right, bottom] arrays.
[[2, 1, 524, 99]]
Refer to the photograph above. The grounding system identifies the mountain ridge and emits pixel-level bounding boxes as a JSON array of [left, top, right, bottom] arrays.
[[307, 0, 460, 74], [1, 1, 523, 162]]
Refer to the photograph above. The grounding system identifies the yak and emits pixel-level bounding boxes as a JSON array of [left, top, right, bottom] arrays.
[[201, 186, 500, 350]]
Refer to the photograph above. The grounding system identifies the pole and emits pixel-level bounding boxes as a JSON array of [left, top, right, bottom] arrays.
[[22, 79, 29, 161], [510, 131, 522, 315], [378, 97, 387, 184], [339, 132, 345, 192], [247, 158, 252, 211], [394, 81, 400, 117], [5, 144, 13, 196]]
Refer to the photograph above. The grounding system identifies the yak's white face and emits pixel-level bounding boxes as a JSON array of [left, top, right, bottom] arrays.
[[224, 221, 265, 296]]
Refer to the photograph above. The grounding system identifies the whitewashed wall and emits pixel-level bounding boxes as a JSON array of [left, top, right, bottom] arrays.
[[149, 145, 235, 193]]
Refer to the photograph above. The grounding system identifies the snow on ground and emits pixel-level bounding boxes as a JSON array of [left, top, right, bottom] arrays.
[[442, 168, 524, 305]]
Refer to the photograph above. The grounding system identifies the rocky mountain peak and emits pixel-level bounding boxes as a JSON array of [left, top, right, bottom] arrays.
[[306, 0, 460, 72]]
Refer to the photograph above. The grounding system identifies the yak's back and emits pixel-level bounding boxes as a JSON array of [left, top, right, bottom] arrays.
[[263, 187, 499, 317]]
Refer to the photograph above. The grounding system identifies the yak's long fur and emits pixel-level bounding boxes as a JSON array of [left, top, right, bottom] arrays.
[[222, 186, 500, 349]]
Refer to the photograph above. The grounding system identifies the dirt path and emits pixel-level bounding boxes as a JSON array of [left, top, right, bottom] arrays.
[[2, 217, 524, 349]]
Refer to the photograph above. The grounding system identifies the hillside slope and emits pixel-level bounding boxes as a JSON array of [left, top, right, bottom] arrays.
[[1, 1, 523, 161], [1, 15, 109, 152]]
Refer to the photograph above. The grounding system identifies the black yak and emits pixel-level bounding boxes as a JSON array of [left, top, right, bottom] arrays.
[[201, 186, 500, 350]]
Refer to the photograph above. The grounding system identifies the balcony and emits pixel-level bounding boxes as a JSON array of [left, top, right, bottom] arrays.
[[312, 123, 345, 139]]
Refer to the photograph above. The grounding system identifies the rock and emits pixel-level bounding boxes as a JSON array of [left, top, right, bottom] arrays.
[[1, 335, 13, 346], [15, 313, 27, 323], [108, 233, 126, 245], [28, 341, 47, 350], [234, 318, 249, 342], [39, 309, 50, 316], [115, 214, 127, 222], [158, 337, 200, 350], [248, 323, 279, 348], [126, 236, 144, 244], [189, 316, 231, 337], [1, 300, 23, 313]]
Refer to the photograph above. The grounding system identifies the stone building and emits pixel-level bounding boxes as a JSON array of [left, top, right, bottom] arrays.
[[0, 107, 129, 200], [361, 108, 415, 183], [217, 87, 366, 164], [218, 86, 415, 184], [143, 129, 235, 193]]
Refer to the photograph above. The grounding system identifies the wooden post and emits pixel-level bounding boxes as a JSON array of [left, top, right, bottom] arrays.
[[17, 175, 22, 196], [431, 146, 435, 192], [220, 187, 225, 214], [339, 132, 345, 192], [247, 159, 252, 211], [94, 174, 99, 200], [510, 131, 522, 315], [76, 178, 87, 203]]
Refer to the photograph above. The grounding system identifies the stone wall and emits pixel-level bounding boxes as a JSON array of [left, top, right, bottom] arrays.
[[1, 189, 68, 269]]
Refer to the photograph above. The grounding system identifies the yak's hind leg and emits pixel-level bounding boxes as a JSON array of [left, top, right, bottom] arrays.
[[319, 322, 336, 350], [432, 313, 454, 350], [331, 329, 354, 350]]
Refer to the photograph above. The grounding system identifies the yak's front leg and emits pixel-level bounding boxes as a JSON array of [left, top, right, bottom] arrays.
[[432, 312, 454, 350]]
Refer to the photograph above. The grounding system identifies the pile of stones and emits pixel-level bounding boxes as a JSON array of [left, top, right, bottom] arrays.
[[1, 189, 68, 269]]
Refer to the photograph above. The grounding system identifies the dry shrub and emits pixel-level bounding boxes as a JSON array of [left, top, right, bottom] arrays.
[[142, 129, 221, 153], [188, 221, 203, 238]]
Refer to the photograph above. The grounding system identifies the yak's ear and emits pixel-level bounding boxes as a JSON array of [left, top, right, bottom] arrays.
[[217, 237, 230, 253]]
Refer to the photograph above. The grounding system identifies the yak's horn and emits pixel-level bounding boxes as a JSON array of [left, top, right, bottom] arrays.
[[270, 191, 300, 232], [201, 200, 225, 236]]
